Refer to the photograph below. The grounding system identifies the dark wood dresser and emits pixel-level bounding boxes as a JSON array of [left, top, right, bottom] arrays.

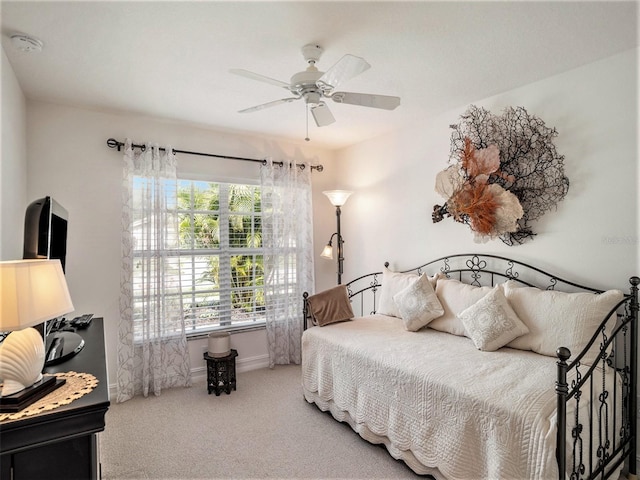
[[0, 318, 110, 480]]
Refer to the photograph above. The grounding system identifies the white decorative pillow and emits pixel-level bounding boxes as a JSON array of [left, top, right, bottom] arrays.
[[378, 267, 439, 318], [393, 274, 445, 331], [457, 285, 529, 351], [504, 283, 624, 365], [378, 267, 418, 317], [429, 279, 493, 336]]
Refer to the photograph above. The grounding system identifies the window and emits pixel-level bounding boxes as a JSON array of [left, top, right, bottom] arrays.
[[132, 179, 264, 337]]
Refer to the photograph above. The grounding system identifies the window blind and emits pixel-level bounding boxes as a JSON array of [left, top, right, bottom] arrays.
[[132, 178, 265, 337]]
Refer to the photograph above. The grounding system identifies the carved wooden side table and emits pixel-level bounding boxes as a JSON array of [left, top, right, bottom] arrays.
[[203, 349, 238, 396]]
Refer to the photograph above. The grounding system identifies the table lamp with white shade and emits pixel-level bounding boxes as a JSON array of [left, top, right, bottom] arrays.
[[0, 259, 74, 412]]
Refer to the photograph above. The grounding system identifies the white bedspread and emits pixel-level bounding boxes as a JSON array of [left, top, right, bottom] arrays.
[[301, 315, 619, 480]]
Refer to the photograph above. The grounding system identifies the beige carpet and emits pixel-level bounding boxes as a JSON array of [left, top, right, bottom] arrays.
[[100, 365, 424, 479]]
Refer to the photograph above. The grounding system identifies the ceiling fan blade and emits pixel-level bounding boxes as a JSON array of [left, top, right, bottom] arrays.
[[238, 97, 299, 113], [316, 54, 370, 92], [310, 103, 335, 127], [230, 69, 291, 90], [331, 92, 401, 110]]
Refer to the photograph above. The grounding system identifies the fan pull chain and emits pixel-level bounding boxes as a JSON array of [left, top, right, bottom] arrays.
[[305, 104, 310, 142]]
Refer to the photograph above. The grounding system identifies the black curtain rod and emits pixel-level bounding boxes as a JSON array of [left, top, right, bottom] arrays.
[[106, 138, 323, 172]]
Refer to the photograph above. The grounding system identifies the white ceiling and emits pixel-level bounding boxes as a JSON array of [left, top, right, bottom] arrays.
[[1, 1, 638, 150]]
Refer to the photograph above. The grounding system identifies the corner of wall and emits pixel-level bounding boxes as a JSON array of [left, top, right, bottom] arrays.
[[1, 45, 28, 260]]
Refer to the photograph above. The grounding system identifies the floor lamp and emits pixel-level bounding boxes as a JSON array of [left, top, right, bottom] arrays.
[[320, 190, 353, 284]]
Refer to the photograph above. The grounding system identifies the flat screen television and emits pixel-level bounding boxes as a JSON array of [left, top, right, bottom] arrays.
[[23, 196, 84, 365], [23, 196, 68, 272]]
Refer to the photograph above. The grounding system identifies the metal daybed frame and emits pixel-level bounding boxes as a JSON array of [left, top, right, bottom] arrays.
[[303, 253, 639, 480]]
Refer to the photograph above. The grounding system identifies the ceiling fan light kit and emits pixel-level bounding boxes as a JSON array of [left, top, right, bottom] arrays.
[[231, 44, 401, 137], [310, 103, 334, 128]]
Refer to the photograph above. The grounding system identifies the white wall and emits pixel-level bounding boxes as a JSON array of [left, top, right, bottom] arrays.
[[0, 46, 28, 260], [336, 48, 638, 292], [25, 101, 338, 388]]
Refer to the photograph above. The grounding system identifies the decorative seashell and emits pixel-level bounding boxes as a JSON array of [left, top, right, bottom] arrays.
[[0, 327, 45, 396]]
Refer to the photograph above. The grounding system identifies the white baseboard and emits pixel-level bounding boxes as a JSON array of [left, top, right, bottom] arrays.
[[237, 353, 270, 372], [108, 354, 270, 399]]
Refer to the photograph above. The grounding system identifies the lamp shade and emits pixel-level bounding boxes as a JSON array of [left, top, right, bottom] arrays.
[[323, 190, 353, 207], [0, 259, 74, 331], [320, 244, 334, 259]]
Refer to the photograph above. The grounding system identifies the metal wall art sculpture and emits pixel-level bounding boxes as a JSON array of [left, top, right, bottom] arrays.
[[432, 105, 569, 245]]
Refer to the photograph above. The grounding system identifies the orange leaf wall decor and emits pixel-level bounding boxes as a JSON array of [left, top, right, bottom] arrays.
[[433, 105, 568, 245]]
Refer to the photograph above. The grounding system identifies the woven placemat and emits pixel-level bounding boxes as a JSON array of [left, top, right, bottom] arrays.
[[0, 371, 99, 422]]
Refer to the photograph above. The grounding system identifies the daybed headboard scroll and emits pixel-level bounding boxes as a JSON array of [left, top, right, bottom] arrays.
[[343, 253, 604, 318]]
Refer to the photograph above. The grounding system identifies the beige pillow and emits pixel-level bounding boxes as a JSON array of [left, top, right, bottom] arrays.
[[307, 285, 354, 327], [393, 273, 445, 331], [457, 285, 529, 351], [504, 283, 624, 364], [430, 278, 493, 336], [378, 267, 439, 318]]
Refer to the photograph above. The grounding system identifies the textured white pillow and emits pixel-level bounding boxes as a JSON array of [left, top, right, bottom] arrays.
[[378, 267, 439, 318], [457, 285, 529, 351], [393, 274, 445, 331], [504, 283, 624, 364], [430, 279, 493, 336], [378, 267, 419, 317]]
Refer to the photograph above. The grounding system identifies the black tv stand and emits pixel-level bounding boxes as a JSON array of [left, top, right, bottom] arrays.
[[44, 330, 85, 366], [1, 318, 109, 480]]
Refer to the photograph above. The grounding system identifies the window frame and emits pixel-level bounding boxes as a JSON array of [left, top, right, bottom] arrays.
[[131, 176, 266, 340]]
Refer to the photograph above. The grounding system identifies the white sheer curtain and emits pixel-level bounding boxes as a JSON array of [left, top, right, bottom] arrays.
[[118, 139, 191, 402], [261, 159, 315, 368]]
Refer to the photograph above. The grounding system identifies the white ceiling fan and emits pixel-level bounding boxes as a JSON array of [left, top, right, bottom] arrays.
[[230, 44, 401, 128]]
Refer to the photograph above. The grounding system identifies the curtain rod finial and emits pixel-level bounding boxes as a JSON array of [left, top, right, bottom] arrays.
[[106, 138, 122, 151]]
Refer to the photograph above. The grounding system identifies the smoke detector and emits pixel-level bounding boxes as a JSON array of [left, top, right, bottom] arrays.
[[11, 34, 44, 53]]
